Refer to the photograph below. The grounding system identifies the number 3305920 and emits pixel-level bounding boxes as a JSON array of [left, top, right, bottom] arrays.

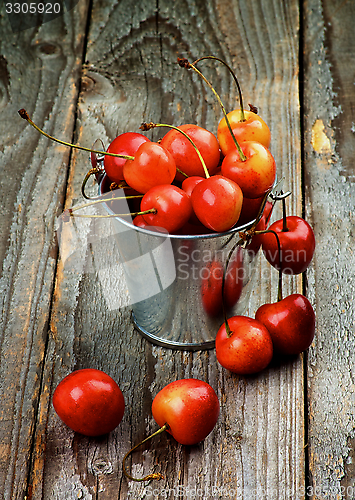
[[5, 3, 61, 14]]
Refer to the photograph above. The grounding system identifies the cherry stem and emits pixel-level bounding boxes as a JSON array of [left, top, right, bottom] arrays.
[[63, 195, 153, 222], [122, 424, 169, 482], [192, 55, 245, 122], [255, 228, 283, 301], [141, 122, 208, 178], [177, 58, 247, 161], [64, 208, 155, 220], [70, 194, 144, 212], [18, 109, 135, 160], [281, 192, 289, 232]]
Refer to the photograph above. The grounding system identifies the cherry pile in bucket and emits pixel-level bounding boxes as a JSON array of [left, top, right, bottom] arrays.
[[18, 54, 316, 482]]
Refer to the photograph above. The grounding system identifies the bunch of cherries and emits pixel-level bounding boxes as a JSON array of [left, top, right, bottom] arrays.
[[19, 55, 316, 483]]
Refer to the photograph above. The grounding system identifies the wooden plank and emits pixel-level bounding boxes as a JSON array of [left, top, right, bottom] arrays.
[[0, 5, 90, 499], [303, 0, 355, 498], [31, 0, 305, 498]]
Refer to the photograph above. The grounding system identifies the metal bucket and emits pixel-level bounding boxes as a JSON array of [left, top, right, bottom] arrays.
[[99, 175, 262, 351]]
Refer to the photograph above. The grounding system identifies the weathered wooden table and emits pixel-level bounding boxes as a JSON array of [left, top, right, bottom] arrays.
[[1, 0, 355, 498]]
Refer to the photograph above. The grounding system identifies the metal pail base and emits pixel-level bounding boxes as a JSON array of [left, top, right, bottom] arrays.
[[132, 313, 216, 351]]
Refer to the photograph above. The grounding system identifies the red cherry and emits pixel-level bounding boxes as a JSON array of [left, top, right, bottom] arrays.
[[217, 109, 271, 156], [123, 142, 176, 194], [151, 379, 220, 445], [261, 215, 316, 275], [140, 184, 192, 233], [201, 249, 244, 317], [181, 175, 204, 197], [255, 294, 316, 355], [201, 260, 225, 317], [224, 248, 245, 310], [215, 316, 273, 375], [246, 200, 274, 257], [190, 174, 243, 232], [221, 141, 276, 199], [160, 124, 220, 181], [104, 132, 151, 183], [133, 214, 150, 228], [181, 176, 205, 225], [52, 368, 125, 436]]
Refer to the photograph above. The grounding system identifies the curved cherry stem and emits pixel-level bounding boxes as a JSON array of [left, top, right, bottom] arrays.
[[18, 109, 135, 161], [192, 55, 245, 122], [140, 121, 207, 178], [122, 424, 169, 482], [177, 58, 247, 162]]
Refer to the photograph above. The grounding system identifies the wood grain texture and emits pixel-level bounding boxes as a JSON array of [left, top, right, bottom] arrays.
[[0, 3, 90, 499], [303, 0, 355, 498], [26, 1, 306, 499]]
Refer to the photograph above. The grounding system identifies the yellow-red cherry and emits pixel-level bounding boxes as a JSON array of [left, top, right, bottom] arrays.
[[217, 109, 271, 156], [215, 316, 273, 375], [221, 141, 276, 199], [151, 379, 220, 445], [52, 368, 125, 436], [190, 174, 243, 232], [104, 132, 151, 183], [123, 142, 176, 194], [160, 124, 221, 182]]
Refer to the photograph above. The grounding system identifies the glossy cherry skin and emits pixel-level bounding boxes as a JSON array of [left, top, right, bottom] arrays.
[[261, 216, 316, 275], [104, 132, 151, 184], [160, 124, 221, 182], [217, 109, 271, 156], [191, 175, 243, 232], [181, 175, 205, 197], [123, 142, 176, 194], [141, 184, 192, 233], [221, 141, 276, 199], [201, 249, 244, 317], [181, 176, 205, 225], [215, 316, 273, 375], [255, 294, 316, 355], [52, 368, 125, 436], [151, 379, 220, 445]]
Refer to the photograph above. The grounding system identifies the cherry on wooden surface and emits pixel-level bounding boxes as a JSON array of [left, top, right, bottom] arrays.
[[255, 293, 316, 356], [52, 368, 125, 437], [215, 316, 273, 375], [151, 378, 220, 446]]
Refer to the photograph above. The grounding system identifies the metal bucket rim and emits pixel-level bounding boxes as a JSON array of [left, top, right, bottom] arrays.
[[98, 174, 264, 241]]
